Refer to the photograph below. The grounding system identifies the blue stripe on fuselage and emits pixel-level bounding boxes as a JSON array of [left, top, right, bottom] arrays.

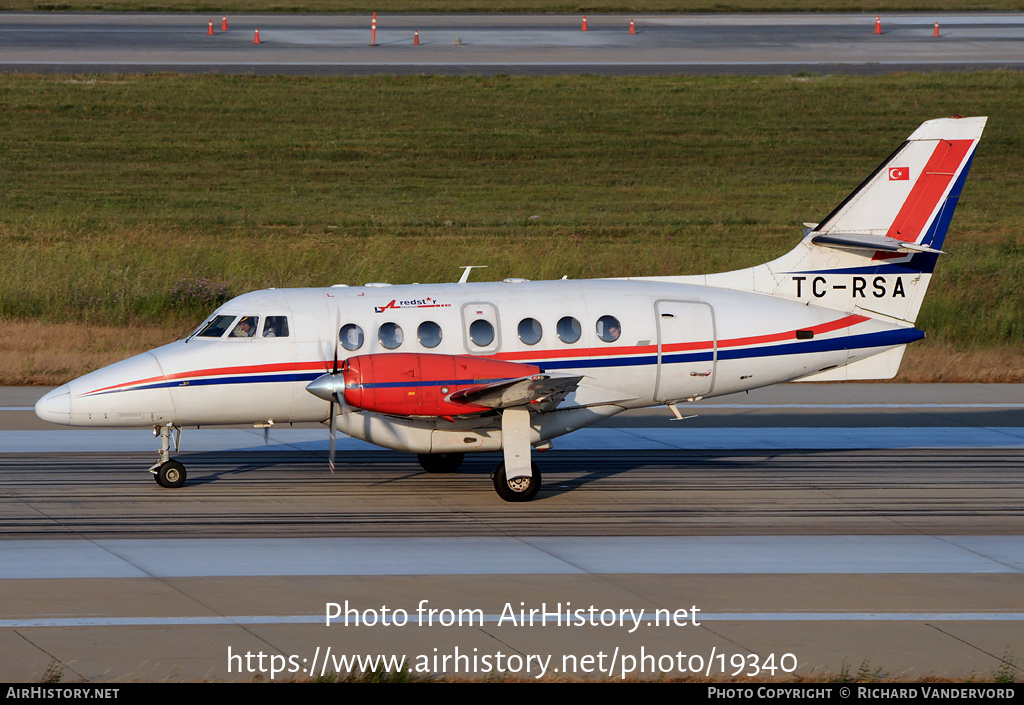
[[84, 327, 922, 394]]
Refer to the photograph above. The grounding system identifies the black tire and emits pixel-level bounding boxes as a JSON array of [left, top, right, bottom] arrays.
[[492, 461, 541, 502], [156, 460, 187, 489], [417, 452, 465, 473]]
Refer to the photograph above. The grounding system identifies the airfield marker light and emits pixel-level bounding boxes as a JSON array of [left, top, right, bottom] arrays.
[[414, 30, 420, 45], [207, 21, 214, 35], [222, 16, 228, 31], [933, 22, 940, 37], [581, 16, 588, 31], [629, 19, 635, 34], [253, 28, 261, 44], [874, 16, 882, 34]]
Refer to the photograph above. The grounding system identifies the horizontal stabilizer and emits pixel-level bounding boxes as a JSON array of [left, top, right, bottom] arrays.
[[811, 232, 945, 255]]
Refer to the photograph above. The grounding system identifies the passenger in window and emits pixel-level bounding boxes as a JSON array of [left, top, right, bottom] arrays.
[[597, 315, 621, 343]]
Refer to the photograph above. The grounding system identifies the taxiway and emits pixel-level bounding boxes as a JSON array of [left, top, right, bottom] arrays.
[[1, 13, 1023, 74], [1, 385, 1022, 681]]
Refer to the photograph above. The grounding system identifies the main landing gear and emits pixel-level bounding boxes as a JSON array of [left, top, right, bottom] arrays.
[[492, 461, 541, 502], [150, 424, 187, 488], [418, 451, 541, 501]]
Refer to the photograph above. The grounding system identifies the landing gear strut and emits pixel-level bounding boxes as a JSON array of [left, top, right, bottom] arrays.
[[417, 452, 465, 473], [149, 423, 187, 488]]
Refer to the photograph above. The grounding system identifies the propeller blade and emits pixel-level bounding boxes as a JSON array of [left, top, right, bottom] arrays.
[[328, 400, 337, 474]]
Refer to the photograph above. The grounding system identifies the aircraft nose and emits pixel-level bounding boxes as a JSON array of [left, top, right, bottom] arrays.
[[35, 385, 72, 425]]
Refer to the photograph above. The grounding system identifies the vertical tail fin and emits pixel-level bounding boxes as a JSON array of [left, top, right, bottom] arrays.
[[702, 116, 986, 324]]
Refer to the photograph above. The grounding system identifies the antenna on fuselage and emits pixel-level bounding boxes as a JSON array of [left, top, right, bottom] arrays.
[[458, 265, 487, 284]]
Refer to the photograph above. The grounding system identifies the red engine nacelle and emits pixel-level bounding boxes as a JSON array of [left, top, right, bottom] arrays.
[[341, 353, 540, 417]]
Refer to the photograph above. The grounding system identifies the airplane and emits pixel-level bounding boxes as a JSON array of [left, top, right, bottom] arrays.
[[35, 116, 986, 501]]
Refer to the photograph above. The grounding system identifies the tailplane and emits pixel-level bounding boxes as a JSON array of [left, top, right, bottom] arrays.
[[700, 116, 986, 325]]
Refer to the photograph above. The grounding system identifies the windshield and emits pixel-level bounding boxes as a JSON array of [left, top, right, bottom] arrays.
[[195, 315, 236, 338]]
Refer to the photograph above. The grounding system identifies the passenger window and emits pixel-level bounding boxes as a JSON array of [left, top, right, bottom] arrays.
[[596, 315, 621, 343], [229, 316, 259, 338], [378, 322, 404, 350], [263, 316, 289, 338], [340, 324, 364, 351], [418, 321, 442, 349], [197, 315, 236, 338], [556, 316, 581, 344], [518, 318, 542, 346], [469, 319, 495, 347]]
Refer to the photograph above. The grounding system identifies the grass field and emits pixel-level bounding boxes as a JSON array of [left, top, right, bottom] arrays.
[[2, 72, 1021, 384]]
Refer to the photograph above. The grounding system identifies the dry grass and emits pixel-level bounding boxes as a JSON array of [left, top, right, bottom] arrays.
[[0, 320, 178, 386], [898, 343, 1024, 383]]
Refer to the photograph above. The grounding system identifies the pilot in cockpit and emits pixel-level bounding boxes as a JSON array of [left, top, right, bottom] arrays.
[[230, 316, 257, 338]]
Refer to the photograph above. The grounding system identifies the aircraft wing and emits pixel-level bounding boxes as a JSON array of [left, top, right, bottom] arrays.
[[449, 374, 584, 410]]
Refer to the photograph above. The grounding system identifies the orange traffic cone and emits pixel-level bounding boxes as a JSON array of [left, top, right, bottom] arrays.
[[413, 30, 420, 45], [629, 19, 635, 34], [207, 21, 214, 35], [933, 22, 940, 37], [874, 16, 882, 34], [221, 15, 228, 31], [253, 28, 261, 44], [581, 16, 588, 31], [371, 12, 378, 45]]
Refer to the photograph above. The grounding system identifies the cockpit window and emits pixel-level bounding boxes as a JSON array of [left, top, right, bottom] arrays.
[[263, 316, 289, 338], [229, 316, 259, 338], [196, 315, 236, 338]]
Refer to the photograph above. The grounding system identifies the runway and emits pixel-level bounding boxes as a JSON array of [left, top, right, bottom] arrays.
[[2, 12, 1024, 74], [1, 385, 1023, 681]]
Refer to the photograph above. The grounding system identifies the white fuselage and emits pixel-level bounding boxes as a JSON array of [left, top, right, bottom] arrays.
[[35, 277, 918, 452]]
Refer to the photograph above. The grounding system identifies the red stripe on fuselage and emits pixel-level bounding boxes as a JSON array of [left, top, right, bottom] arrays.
[[83, 315, 869, 395], [82, 360, 325, 397]]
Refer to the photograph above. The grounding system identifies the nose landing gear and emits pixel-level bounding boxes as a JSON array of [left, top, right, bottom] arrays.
[[149, 424, 187, 488]]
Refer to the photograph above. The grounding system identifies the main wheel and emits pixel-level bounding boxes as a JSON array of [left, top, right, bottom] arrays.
[[417, 452, 465, 473], [155, 460, 187, 488], [492, 461, 541, 502]]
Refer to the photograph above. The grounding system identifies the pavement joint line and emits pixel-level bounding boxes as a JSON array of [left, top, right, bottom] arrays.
[[5, 612, 1024, 629]]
